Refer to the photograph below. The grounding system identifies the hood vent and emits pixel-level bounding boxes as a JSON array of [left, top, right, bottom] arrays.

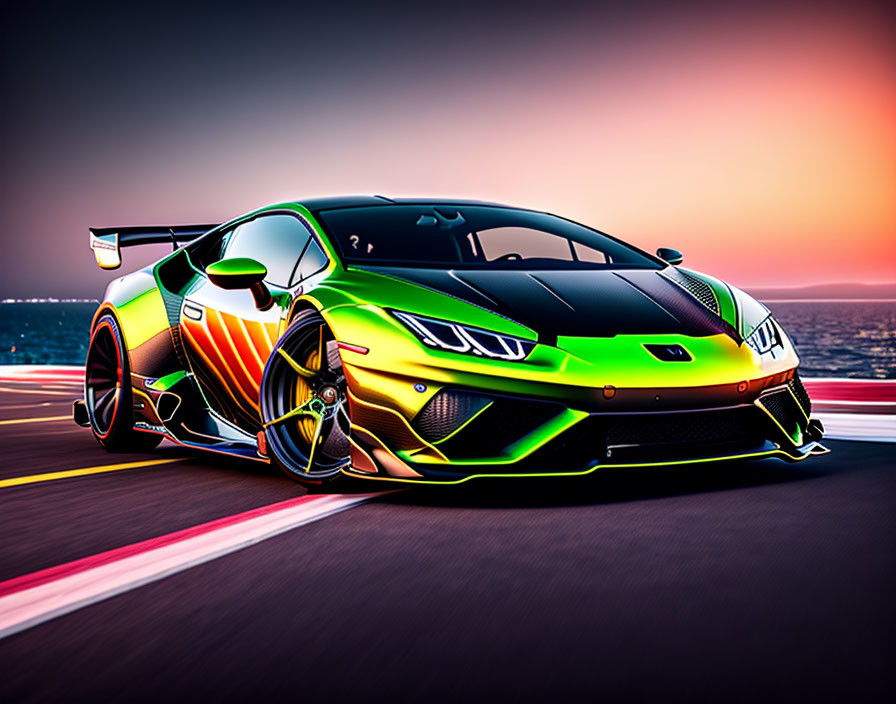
[[644, 343, 692, 362]]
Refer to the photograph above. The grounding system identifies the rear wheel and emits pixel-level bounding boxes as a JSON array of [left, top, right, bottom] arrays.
[[85, 314, 162, 452], [260, 311, 351, 488]]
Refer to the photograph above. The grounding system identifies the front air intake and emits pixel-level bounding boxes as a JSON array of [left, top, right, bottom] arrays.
[[788, 373, 812, 417], [413, 389, 564, 457], [756, 386, 808, 445], [414, 390, 492, 443]]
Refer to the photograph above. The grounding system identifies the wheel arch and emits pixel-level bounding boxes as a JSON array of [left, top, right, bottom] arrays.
[[286, 296, 352, 347], [85, 306, 164, 452], [89, 304, 137, 375], [287, 297, 323, 325], [91, 302, 121, 332]]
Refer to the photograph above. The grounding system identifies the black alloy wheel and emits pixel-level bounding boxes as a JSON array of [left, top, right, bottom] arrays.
[[260, 311, 351, 486]]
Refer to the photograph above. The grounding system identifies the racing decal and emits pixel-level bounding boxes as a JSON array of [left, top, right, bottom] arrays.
[[181, 312, 279, 410]]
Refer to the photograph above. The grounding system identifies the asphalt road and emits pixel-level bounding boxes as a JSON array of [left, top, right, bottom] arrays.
[[0, 377, 894, 702]]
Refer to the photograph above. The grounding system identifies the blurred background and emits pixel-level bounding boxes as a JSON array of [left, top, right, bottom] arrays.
[[0, 0, 893, 372]]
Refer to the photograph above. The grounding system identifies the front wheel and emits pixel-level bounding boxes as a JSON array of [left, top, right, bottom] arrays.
[[84, 314, 162, 452], [260, 311, 351, 488]]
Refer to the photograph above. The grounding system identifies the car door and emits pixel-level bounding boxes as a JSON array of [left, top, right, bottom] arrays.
[[179, 213, 315, 429]]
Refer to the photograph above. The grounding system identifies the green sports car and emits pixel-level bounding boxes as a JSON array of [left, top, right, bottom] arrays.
[[74, 196, 827, 487]]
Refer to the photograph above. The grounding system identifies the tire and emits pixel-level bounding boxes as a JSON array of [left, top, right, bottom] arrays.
[[84, 313, 163, 452], [260, 310, 351, 489]]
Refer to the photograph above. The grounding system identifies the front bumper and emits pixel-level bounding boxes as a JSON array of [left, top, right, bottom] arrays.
[[343, 372, 827, 482]]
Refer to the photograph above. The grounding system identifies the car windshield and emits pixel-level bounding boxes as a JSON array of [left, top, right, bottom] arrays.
[[316, 205, 662, 270]]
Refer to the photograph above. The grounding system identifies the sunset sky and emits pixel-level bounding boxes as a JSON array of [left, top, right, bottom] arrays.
[[0, 0, 893, 297]]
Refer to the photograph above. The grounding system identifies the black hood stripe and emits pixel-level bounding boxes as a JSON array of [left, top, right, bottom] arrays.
[[448, 270, 501, 308], [358, 266, 729, 339], [611, 272, 681, 323], [528, 274, 577, 311]]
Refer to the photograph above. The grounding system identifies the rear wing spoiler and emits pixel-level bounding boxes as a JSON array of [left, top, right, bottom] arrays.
[[89, 224, 219, 270]]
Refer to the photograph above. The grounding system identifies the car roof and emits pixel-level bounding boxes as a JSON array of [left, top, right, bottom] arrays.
[[298, 195, 515, 213]]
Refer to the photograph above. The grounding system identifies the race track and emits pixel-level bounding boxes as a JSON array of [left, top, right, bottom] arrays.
[[0, 369, 894, 702]]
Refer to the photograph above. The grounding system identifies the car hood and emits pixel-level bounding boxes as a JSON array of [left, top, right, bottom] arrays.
[[355, 266, 735, 341]]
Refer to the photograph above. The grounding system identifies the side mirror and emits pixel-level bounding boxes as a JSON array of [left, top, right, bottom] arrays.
[[656, 247, 683, 265], [205, 258, 273, 310]]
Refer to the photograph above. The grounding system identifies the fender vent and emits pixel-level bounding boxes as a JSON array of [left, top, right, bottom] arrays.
[[665, 268, 720, 315]]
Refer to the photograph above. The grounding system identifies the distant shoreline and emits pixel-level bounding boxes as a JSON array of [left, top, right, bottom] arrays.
[[762, 298, 896, 303], [746, 283, 896, 301], [1, 299, 99, 304]]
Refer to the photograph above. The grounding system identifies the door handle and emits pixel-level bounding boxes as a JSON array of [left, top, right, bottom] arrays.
[[183, 303, 204, 321]]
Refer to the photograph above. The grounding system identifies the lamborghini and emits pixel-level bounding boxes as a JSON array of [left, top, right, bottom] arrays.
[[74, 196, 827, 486]]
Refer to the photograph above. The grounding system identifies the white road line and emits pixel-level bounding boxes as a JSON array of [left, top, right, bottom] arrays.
[[814, 400, 896, 407], [0, 493, 381, 640], [0, 386, 79, 396], [0, 365, 84, 377], [814, 413, 896, 443]]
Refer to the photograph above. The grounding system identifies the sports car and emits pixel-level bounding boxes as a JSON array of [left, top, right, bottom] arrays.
[[74, 196, 827, 486]]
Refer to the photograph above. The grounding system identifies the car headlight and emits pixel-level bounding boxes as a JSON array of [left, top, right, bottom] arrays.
[[730, 285, 781, 355], [745, 316, 781, 355], [393, 311, 536, 361]]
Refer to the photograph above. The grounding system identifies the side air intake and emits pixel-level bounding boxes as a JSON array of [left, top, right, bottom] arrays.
[[414, 390, 492, 443]]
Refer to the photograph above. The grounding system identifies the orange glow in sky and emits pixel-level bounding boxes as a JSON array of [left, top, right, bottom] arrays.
[[1, 4, 893, 295]]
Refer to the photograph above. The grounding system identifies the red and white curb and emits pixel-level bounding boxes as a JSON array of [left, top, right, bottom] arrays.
[[803, 379, 896, 442], [0, 493, 381, 640], [804, 378, 896, 411], [812, 413, 896, 443]]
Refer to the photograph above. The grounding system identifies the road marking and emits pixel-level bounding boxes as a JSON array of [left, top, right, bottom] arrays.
[[814, 400, 896, 406], [813, 413, 896, 443], [0, 402, 55, 410], [803, 379, 896, 403], [0, 458, 184, 488], [0, 365, 84, 379], [0, 376, 83, 384], [0, 386, 79, 396], [0, 415, 71, 426], [0, 492, 381, 639]]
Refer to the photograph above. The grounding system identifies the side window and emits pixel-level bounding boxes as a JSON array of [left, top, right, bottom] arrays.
[[572, 242, 608, 264], [293, 238, 329, 284], [223, 215, 311, 288], [189, 230, 230, 271]]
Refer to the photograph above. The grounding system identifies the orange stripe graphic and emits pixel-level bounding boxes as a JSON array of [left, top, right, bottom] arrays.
[[201, 311, 259, 406], [181, 319, 258, 412]]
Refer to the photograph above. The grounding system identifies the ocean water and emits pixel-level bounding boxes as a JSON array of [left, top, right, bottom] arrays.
[[0, 300, 893, 378], [0, 303, 98, 367], [765, 300, 895, 379]]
